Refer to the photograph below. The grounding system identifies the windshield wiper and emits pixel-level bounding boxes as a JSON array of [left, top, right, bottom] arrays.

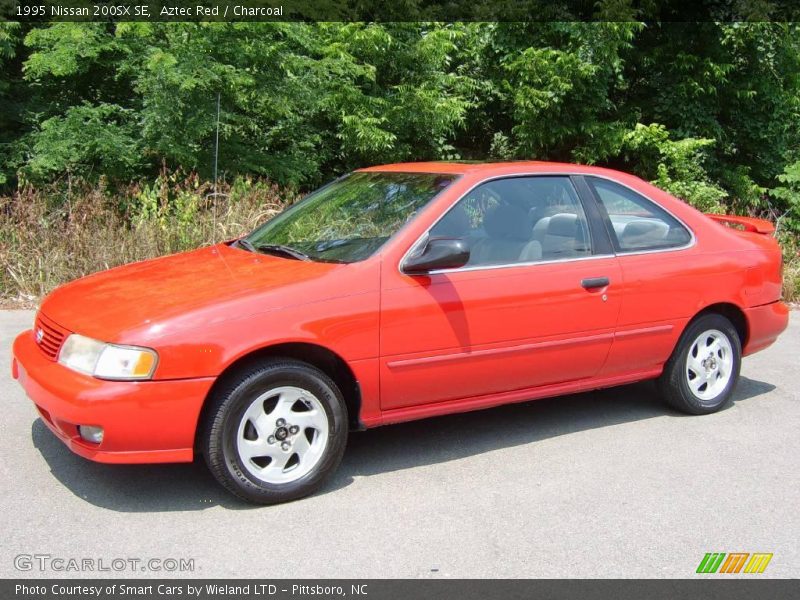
[[235, 238, 258, 253], [255, 244, 311, 261]]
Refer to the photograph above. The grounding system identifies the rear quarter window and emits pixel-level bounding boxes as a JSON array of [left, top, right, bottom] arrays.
[[588, 177, 692, 252]]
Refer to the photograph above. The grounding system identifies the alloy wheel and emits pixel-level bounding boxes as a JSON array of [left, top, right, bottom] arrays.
[[685, 329, 734, 402], [236, 386, 329, 484]]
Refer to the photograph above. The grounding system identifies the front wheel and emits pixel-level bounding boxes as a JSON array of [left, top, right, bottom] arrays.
[[658, 314, 742, 415], [202, 359, 348, 504]]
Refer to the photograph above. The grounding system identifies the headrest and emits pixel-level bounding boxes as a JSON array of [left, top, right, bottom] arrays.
[[622, 220, 669, 239], [547, 213, 578, 237], [483, 203, 531, 240]]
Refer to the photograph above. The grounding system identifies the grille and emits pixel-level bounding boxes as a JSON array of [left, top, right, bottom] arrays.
[[34, 313, 69, 360]]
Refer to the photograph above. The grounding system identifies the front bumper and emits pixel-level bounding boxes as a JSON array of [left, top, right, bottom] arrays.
[[742, 300, 790, 356], [12, 330, 214, 464]]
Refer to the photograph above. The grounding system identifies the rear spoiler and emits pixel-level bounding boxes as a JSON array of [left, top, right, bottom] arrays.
[[705, 214, 775, 235]]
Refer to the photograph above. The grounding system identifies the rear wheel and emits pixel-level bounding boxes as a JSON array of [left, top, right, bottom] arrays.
[[658, 314, 742, 415], [202, 359, 348, 504]]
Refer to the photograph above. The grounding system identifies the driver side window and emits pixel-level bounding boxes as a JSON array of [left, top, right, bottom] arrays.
[[430, 176, 592, 267]]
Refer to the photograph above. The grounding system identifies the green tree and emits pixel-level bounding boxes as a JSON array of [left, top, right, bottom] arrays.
[[1, 21, 800, 234]]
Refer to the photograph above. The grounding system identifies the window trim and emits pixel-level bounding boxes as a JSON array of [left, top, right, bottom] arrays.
[[399, 173, 616, 276], [584, 175, 696, 255]]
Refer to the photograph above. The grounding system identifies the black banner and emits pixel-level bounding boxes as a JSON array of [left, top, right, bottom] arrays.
[[3, 0, 800, 22], [4, 580, 800, 600]]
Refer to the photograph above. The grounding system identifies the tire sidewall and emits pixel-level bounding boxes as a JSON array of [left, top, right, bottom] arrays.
[[212, 363, 347, 503]]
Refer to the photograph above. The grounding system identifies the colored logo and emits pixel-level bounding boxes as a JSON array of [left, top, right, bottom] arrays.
[[35, 328, 44, 344], [696, 552, 773, 574]]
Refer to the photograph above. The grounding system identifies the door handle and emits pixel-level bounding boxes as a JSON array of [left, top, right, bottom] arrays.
[[581, 277, 610, 289]]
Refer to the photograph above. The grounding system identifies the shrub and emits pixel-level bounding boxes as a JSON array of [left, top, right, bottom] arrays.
[[621, 124, 728, 214]]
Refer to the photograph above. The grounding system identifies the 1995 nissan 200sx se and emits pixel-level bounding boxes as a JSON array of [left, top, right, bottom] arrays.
[[12, 162, 789, 503]]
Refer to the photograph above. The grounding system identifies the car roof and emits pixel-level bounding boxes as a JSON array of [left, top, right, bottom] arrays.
[[356, 161, 620, 176]]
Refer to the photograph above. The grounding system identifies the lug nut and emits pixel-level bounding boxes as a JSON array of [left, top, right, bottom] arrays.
[[276, 418, 286, 427], [267, 435, 275, 444], [281, 442, 290, 451], [289, 425, 299, 435]]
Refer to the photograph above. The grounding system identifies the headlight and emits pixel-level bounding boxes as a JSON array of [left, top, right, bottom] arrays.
[[58, 334, 158, 380]]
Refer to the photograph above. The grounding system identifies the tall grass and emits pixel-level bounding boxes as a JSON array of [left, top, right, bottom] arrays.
[[0, 173, 294, 307], [778, 232, 800, 304], [1, 174, 798, 307]]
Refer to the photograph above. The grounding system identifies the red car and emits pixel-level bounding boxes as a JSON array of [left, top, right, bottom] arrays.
[[12, 162, 789, 503]]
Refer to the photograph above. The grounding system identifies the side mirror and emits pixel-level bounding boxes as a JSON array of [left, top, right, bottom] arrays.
[[403, 237, 470, 273]]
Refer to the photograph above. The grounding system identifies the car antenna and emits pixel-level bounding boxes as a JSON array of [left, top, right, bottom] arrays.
[[212, 91, 221, 244], [209, 91, 234, 277]]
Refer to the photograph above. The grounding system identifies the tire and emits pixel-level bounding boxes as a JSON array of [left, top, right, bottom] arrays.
[[202, 358, 348, 504], [657, 314, 742, 415]]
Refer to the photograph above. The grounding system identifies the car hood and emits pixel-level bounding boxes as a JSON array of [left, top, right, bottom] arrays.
[[39, 243, 366, 343]]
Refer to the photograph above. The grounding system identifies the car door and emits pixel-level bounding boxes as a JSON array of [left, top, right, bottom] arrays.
[[583, 175, 699, 377], [379, 174, 623, 411]]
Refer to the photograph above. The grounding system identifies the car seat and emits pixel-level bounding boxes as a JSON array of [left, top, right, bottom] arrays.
[[469, 204, 542, 265]]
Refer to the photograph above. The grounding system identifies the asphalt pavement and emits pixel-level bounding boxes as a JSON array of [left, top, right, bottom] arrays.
[[1, 309, 798, 578]]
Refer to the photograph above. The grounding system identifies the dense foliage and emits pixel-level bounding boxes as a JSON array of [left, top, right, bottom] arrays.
[[1, 21, 800, 226], [0, 20, 799, 239]]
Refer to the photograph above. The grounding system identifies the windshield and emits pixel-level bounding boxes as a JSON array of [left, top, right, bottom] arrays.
[[243, 171, 458, 263]]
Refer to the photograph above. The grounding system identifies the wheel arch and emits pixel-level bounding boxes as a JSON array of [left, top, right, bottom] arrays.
[[688, 302, 748, 348], [196, 342, 364, 451]]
